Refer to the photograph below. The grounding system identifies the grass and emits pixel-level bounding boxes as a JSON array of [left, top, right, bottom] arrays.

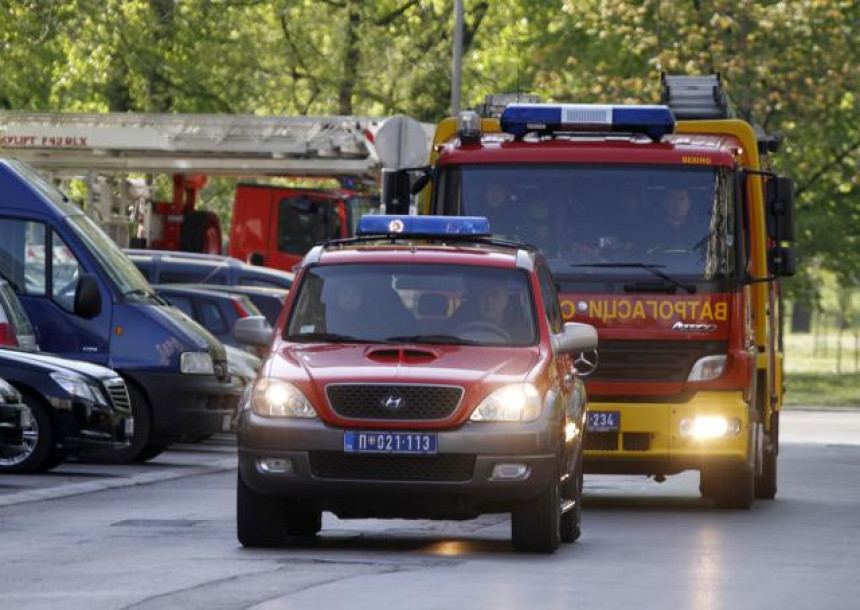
[[784, 331, 860, 407]]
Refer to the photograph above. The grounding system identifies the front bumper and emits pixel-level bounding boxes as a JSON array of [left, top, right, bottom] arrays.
[[129, 371, 243, 442], [52, 397, 133, 456], [583, 390, 754, 476], [239, 412, 561, 519]]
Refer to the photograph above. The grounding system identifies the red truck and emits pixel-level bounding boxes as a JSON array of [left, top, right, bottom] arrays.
[[228, 181, 379, 271], [417, 76, 796, 508]]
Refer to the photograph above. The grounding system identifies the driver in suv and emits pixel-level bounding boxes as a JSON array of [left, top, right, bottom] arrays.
[[234, 215, 598, 553]]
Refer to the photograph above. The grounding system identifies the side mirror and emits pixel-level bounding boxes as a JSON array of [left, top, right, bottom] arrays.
[[766, 176, 796, 242], [381, 169, 412, 215], [248, 252, 265, 267], [768, 246, 796, 277], [554, 322, 598, 355], [74, 274, 102, 319], [234, 316, 274, 348]]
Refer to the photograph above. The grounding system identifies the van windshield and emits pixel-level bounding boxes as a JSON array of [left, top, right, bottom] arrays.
[[66, 215, 151, 295]]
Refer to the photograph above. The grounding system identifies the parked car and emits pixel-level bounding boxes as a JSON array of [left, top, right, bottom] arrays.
[[175, 284, 288, 326], [126, 250, 294, 289], [0, 278, 37, 350], [154, 284, 267, 349], [0, 158, 241, 464], [0, 347, 134, 473]]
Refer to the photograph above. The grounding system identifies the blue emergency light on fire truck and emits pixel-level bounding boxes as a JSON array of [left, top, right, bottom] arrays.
[[465, 103, 676, 142]]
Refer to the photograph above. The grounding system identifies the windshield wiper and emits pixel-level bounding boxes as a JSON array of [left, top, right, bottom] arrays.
[[385, 334, 479, 346], [571, 262, 696, 294], [286, 332, 386, 344], [125, 288, 171, 305]]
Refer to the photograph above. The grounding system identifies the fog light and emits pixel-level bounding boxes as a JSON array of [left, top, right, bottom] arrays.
[[256, 457, 294, 475], [679, 416, 741, 439], [491, 463, 530, 481]]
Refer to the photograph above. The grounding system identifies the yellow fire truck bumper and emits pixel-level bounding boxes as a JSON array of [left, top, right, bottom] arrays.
[[583, 391, 754, 476]]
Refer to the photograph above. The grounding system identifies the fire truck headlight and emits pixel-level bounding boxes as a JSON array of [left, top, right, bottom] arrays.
[[688, 355, 727, 382], [471, 384, 541, 422], [679, 416, 741, 439]]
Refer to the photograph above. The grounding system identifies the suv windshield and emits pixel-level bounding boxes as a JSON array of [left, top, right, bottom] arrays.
[[286, 263, 537, 346], [66, 215, 151, 295], [437, 164, 737, 281]]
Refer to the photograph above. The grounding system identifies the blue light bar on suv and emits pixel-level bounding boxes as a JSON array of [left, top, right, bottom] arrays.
[[500, 103, 676, 141], [356, 215, 492, 237]]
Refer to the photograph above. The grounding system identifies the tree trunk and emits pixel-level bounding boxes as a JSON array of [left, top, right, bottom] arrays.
[[338, 0, 362, 116]]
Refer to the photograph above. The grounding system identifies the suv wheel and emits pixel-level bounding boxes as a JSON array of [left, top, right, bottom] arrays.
[[237, 471, 287, 547], [560, 452, 583, 543], [511, 467, 561, 553], [286, 509, 322, 537]]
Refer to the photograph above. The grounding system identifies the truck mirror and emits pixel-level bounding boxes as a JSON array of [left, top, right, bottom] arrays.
[[768, 246, 796, 277], [766, 176, 796, 242], [74, 274, 102, 319], [410, 169, 433, 196], [381, 169, 412, 214], [554, 322, 598, 355], [234, 316, 273, 348]]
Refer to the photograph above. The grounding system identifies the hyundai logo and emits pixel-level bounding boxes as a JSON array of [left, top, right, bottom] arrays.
[[380, 395, 405, 410]]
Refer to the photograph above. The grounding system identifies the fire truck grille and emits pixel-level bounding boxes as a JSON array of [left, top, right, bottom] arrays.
[[309, 452, 475, 482], [588, 340, 727, 382], [584, 432, 619, 451], [325, 384, 463, 420]]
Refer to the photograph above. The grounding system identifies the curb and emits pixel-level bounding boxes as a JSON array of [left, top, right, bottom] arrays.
[[0, 457, 237, 508]]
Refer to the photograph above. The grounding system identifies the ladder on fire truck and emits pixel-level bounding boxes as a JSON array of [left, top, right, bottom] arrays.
[[0, 111, 386, 176]]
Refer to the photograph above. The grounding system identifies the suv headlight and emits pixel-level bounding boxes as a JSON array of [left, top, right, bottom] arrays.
[[252, 378, 317, 418], [688, 355, 727, 382], [50, 372, 107, 405], [180, 351, 215, 375], [470, 383, 542, 422]]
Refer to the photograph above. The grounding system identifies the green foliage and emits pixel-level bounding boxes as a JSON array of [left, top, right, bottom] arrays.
[[0, 0, 856, 296]]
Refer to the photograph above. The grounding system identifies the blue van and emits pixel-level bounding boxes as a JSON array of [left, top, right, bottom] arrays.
[[0, 159, 241, 462]]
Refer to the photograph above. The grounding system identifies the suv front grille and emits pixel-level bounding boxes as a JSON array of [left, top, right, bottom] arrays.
[[326, 384, 463, 420], [103, 378, 131, 412], [309, 452, 475, 481]]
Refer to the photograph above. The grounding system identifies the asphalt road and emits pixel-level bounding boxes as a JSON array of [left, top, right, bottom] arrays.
[[1, 409, 858, 610]]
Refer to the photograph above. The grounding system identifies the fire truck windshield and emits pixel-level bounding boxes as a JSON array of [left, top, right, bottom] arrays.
[[435, 165, 738, 281]]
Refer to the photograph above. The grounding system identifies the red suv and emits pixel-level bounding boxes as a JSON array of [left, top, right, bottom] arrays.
[[234, 216, 598, 553]]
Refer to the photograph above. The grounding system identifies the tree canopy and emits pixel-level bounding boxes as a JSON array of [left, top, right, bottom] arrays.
[[0, 0, 857, 301]]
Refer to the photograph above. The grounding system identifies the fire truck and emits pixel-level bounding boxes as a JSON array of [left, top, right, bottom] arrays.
[[414, 75, 796, 508], [0, 111, 399, 265]]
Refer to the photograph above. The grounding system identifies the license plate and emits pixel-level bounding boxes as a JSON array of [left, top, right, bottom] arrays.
[[124, 418, 135, 437], [344, 431, 437, 455], [587, 410, 620, 432]]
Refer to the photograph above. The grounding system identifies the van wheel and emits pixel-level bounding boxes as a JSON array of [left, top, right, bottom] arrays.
[[0, 392, 59, 474], [237, 471, 287, 547], [561, 452, 583, 543], [701, 463, 755, 509], [98, 384, 165, 464], [180, 211, 222, 255], [511, 468, 561, 553]]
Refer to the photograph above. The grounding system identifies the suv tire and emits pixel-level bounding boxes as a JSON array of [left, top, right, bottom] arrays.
[[511, 468, 561, 553], [237, 471, 287, 547]]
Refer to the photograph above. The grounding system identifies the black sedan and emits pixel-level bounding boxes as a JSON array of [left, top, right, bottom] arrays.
[[0, 348, 133, 473]]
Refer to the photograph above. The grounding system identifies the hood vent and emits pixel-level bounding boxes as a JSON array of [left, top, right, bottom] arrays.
[[365, 347, 437, 364]]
